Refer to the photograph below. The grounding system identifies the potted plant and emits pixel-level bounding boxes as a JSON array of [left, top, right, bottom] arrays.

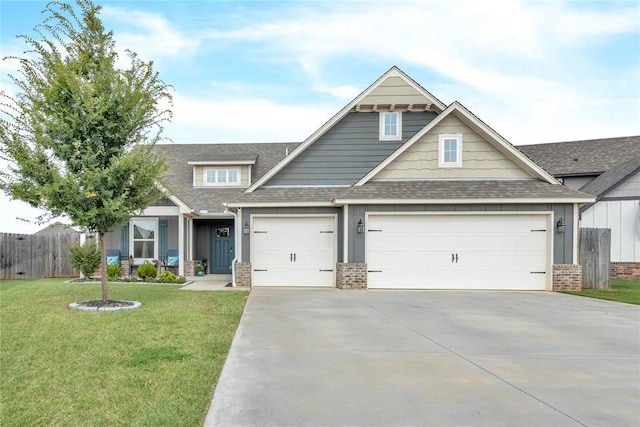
[[195, 264, 205, 276]]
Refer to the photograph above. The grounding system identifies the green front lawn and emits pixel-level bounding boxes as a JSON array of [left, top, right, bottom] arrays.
[[563, 279, 640, 305], [0, 279, 247, 427]]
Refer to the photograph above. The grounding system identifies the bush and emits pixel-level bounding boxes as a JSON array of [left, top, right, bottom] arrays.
[[137, 262, 157, 280], [106, 264, 122, 280], [158, 270, 177, 283], [68, 243, 101, 279]]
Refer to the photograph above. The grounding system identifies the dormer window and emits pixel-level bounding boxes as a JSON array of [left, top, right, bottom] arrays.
[[379, 111, 402, 141], [439, 134, 462, 168], [204, 168, 240, 186]]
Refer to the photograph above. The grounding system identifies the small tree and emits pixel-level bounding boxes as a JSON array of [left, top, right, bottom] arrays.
[[0, 0, 171, 302]]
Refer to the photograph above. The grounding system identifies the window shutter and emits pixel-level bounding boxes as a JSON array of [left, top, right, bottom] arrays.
[[120, 224, 129, 259], [159, 219, 168, 261]]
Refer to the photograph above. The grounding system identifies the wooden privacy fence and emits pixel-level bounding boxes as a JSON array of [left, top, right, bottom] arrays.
[[579, 228, 611, 289], [0, 233, 80, 279]]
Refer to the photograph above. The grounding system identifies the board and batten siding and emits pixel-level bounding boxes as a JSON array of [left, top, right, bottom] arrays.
[[193, 165, 251, 187], [266, 112, 437, 186], [374, 115, 532, 180], [360, 76, 432, 106], [581, 200, 640, 262], [605, 170, 640, 199], [241, 207, 343, 262], [347, 203, 575, 265]]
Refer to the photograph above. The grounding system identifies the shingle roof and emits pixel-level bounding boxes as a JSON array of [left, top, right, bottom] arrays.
[[517, 136, 640, 176], [338, 180, 593, 202], [580, 156, 640, 198], [153, 143, 299, 212], [229, 187, 348, 205]]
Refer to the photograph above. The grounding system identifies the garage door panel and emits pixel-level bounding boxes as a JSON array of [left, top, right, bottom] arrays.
[[367, 214, 549, 290], [252, 216, 335, 287]]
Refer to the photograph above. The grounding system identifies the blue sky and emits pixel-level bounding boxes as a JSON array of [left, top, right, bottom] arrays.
[[1, 0, 639, 233]]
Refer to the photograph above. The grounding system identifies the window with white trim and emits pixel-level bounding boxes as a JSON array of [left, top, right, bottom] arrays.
[[130, 218, 157, 261], [379, 111, 402, 141], [438, 134, 462, 168], [204, 168, 240, 186]]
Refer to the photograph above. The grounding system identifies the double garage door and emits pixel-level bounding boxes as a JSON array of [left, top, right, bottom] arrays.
[[251, 213, 550, 290], [367, 214, 550, 290]]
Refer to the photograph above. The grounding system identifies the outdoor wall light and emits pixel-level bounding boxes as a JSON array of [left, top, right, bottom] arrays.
[[243, 221, 250, 235], [356, 219, 364, 233], [556, 217, 566, 233]]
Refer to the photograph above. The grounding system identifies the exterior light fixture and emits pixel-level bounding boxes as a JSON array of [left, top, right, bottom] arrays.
[[556, 217, 566, 233], [357, 219, 364, 233], [243, 221, 250, 235]]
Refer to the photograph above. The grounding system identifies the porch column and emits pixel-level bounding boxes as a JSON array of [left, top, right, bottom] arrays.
[[178, 213, 185, 276]]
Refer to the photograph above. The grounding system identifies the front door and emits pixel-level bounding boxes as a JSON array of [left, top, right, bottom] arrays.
[[211, 223, 234, 274]]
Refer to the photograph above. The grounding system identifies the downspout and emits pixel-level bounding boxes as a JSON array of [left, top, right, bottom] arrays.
[[223, 203, 238, 287]]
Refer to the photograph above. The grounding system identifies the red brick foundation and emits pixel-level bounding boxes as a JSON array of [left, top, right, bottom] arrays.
[[336, 263, 367, 289], [553, 264, 582, 291], [610, 262, 640, 279]]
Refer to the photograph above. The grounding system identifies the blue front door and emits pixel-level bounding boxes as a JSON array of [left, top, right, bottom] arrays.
[[211, 223, 234, 274]]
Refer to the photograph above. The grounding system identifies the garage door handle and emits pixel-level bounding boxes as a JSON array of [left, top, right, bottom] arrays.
[[319, 269, 333, 272], [452, 253, 454, 263], [455, 253, 458, 263], [530, 271, 546, 274], [294, 253, 296, 262], [253, 269, 267, 272], [368, 270, 382, 273]]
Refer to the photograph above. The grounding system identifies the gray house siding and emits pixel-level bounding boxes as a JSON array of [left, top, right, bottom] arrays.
[[347, 204, 575, 264], [267, 112, 437, 186], [241, 207, 343, 262]]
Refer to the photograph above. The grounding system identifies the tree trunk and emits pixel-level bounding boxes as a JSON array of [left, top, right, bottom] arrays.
[[99, 232, 108, 303]]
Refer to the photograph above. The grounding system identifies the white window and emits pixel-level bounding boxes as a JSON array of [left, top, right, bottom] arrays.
[[130, 218, 157, 261], [204, 168, 240, 186], [379, 111, 402, 141], [438, 134, 463, 168]]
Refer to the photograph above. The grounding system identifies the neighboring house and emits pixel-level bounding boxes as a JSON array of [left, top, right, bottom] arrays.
[[105, 67, 593, 290], [34, 222, 81, 238], [519, 137, 640, 277]]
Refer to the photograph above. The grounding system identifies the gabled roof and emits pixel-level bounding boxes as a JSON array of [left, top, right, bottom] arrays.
[[356, 101, 558, 185], [580, 156, 640, 199], [518, 136, 640, 176], [153, 142, 299, 212], [245, 66, 447, 192]]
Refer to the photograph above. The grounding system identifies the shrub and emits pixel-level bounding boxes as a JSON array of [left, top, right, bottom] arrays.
[[137, 262, 157, 280], [68, 243, 101, 279], [106, 264, 122, 280], [158, 270, 177, 283]]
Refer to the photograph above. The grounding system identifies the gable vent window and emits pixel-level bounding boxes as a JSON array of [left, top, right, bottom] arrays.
[[439, 134, 463, 168], [379, 111, 402, 141], [204, 168, 240, 186]]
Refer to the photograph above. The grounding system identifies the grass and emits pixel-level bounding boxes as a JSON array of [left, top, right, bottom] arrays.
[[0, 278, 248, 427], [563, 278, 640, 305]]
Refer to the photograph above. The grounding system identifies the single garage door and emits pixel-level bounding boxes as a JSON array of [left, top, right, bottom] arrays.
[[252, 216, 336, 287], [367, 214, 550, 290]]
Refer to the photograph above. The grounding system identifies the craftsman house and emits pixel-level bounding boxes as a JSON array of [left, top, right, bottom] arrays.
[[105, 67, 593, 290]]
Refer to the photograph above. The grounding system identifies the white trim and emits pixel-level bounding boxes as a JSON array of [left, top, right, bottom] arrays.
[[227, 201, 336, 208], [355, 102, 559, 186], [261, 184, 352, 188], [334, 197, 595, 205], [365, 211, 554, 291], [379, 111, 402, 141], [203, 167, 241, 187], [129, 217, 159, 263], [438, 133, 463, 168], [187, 160, 256, 166], [178, 214, 184, 276], [141, 205, 180, 216], [245, 67, 446, 193], [573, 203, 579, 264], [343, 204, 349, 263]]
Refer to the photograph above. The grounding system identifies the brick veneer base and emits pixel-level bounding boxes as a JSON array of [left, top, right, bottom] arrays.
[[336, 263, 367, 290], [553, 264, 582, 291], [610, 262, 640, 279], [234, 262, 252, 287]]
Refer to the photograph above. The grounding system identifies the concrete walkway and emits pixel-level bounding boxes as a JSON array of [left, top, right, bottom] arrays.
[[205, 288, 640, 427], [179, 274, 244, 291]]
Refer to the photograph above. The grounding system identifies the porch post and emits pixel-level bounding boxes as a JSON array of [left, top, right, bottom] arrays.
[[178, 213, 185, 276]]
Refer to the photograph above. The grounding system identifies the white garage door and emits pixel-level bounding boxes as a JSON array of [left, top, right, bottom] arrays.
[[367, 214, 550, 290], [252, 216, 336, 287]]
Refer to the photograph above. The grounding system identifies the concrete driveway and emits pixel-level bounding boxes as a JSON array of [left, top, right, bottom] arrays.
[[205, 289, 640, 427]]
